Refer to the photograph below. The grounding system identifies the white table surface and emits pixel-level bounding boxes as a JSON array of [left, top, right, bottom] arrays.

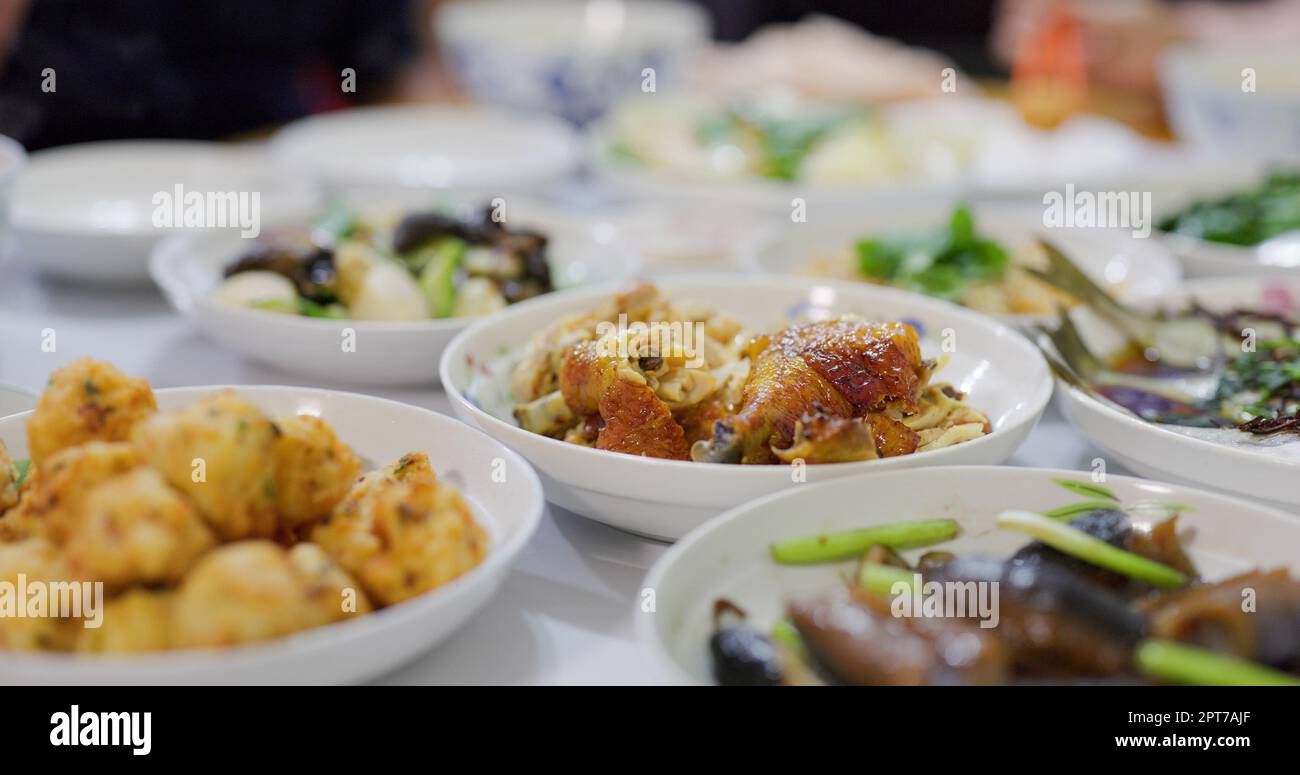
[[0, 250, 1136, 685]]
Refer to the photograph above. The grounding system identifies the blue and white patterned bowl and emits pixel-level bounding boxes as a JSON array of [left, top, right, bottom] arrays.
[[435, 0, 710, 126]]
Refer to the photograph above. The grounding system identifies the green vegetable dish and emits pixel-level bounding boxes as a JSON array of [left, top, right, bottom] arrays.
[[804, 206, 1075, 316], [1159, 171, 1300, 247], [215, 203, 554, 321], [710, 480, 1300, 686]]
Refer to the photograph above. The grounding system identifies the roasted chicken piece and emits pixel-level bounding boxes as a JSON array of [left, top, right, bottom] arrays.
[[695, 317, 924, 464]]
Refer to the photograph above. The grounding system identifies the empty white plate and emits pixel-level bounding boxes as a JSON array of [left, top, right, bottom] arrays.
[[12, 141, 318, 283], [269, 105, 581, 192]]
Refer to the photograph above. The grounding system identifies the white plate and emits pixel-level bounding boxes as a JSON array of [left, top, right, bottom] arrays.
[[12, 141, 319, 283], [0, 385, 544, 685], [1059, 275, 1300, 511], [269, 105, 581, 192], [0, 383, 35, 420], [149, 202, 639, 386], [589, 97, 1168, 212], [440, 275, 1052, 540], [638, 466, 1300, 685], [743, 202, 1182, 324], [0, 134, 25, 257]]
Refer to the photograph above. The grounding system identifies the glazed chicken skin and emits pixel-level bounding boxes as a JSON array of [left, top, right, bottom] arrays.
[[696, 318, 925, 464], [511, 284, 988, 464]]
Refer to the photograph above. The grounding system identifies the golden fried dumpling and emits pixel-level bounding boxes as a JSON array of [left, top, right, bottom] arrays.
[[312, 454, 487, 607], [0, 538, 76, 651], [75, 589, 172, 654], [0, 440, 20, 515], [63, 468, 215, 591], [271, 414, 363, 529], [131, 390, 278, 540], [0, 441, 142, 543], [170, 541, 315, 648], [26, 358, 156, 464], [286, 542, 373, 627]]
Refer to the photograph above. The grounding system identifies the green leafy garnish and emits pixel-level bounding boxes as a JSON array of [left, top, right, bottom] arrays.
[[311, 201, 360, 243], [1040, 500, 1123, 520], [13, 458, 30, 488], [854, 205, 1009, 301], [297, 298, 347, 319], [1159, 170, 1300, 246]]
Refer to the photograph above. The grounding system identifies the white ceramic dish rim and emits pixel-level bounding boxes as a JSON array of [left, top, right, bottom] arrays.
[[0, 385, 544, 675], [0, 133, 27, 185], [149, 218, 642, 334], [440, 273, 1054, 480], [636, 464, 1300, 685], [13, 140, 314, 237], [1061, 273, 1300, 474]]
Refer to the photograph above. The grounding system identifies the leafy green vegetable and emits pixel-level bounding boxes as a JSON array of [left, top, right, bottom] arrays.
[[311, 201, 360, 243], [854, 206, 1009, 300], [995, 510, 1188, 589], [1136, 639, 1300, 686], [770, 518, 959, 564], [1159, 170, 1300, 246], [418, 238, 466, 318], [297, 298, 347, 319], [13, 458, 30, 489], [696, 103, 865, 181], [1040, 500, 1123, 520]]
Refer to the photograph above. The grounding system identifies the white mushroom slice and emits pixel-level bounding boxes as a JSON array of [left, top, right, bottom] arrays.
[[348, 260, 429, 321], [213, 271, 298, 313]]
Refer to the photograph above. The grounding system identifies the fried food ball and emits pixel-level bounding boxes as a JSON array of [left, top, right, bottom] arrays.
[[75, 589, 171, 653], [26, 357, 156, 464], [63, 468, 215, 591], [271, 414, 363, 529], [171, 541, 315, 648], [0, 440, 20, 515], [287, 542, 373, 627], [0, 538, 77, 651], [0, 442, 141, 543], [312, 453, 487, 607], [131, 390, 278, 540]]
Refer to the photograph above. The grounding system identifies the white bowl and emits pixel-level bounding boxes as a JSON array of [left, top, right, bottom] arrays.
[[1058, 275, 1300, 511], [269, 105, 581, 193], [0, 383, 35, 419], [440, 275, 1052, 540], [0, 385, 543, 685], [744, 201, 1183, 324], [1160, 43, 1300, 161], [149, 205, 639, 386], [11, 141, 319, 283], [436, 0, 709, 125], [639, 466, 1300, 685]]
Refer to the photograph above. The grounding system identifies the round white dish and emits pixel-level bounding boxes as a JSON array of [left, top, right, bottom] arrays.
[[1058, 274, 1300, 510], [149, 203, 639, 386], [11, 141, 318, 283], [269, 105, 581, 193], [638, 465, 1300, 685], [436, 0, 709, 125], [743, 201, 1183, 324], [0, 385, 544, 685], [440, 275, 1053, 540], [0, 383, 35, 420]]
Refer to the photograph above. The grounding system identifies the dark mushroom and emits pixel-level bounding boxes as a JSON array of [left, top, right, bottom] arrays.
[[224, 243, 338, 303]]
